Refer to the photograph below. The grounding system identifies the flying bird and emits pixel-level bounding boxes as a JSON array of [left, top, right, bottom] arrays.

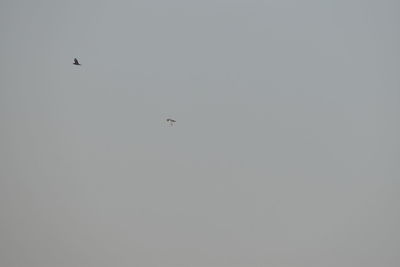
[[73, 58, 81, 65], [166, 118, 176, 126]]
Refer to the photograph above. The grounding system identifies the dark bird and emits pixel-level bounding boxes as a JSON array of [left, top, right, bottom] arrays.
[[166, 118, 176, 126], [73, 58, 81, 65]]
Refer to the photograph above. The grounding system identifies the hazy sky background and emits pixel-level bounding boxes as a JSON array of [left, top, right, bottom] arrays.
[[1, 0, 399, 266]]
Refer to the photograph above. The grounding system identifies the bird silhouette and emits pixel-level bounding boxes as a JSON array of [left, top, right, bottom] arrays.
[[73, 58, 81, 65], [166, 118, 176, 126]]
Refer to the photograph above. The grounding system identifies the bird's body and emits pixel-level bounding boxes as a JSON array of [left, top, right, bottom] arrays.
[[166, 118, 176, 126], [73, 58, 81, 65]]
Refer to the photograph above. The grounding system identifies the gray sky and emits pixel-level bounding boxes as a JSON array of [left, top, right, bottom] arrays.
[[1, 1, 399, 266]]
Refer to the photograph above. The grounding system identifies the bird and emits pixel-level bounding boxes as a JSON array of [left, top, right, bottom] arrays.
[[166, 118, 176, 126], [73, 58, 81, 65]]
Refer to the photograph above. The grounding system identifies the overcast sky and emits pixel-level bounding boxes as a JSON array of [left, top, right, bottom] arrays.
[[1, 1, 399, 267]]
